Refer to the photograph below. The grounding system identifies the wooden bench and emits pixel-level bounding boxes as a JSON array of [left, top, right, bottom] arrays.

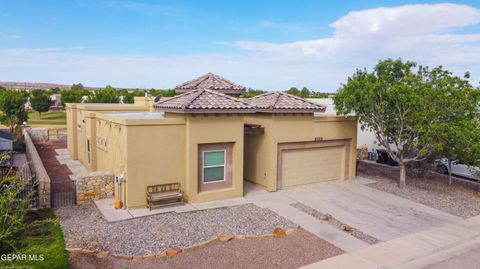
[[146, 183, 185, 210]]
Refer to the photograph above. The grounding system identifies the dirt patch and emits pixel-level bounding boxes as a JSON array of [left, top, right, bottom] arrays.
[[34, 139, 71, 180], [367, 175, 480, 218], [68, 228, 343, 269]]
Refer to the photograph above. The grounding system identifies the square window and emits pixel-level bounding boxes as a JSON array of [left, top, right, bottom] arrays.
[[203, 150, 225, 183]]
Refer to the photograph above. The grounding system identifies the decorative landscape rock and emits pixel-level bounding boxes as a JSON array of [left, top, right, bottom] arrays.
[[273, 228, 287, 238], [166, 248, 181, 257], [217, 234, 234, 242], [342, 226, 357, 232], [96, 251, 109, 259]]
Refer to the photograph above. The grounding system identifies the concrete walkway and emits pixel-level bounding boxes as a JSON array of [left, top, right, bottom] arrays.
[[54, 148, 88, 178], [94, 197, 251, 222], [301, 214, 480, 269]]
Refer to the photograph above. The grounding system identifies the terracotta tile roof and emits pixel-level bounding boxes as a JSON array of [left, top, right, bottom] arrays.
[[244, 92, 326, 113], [154, 89, 255, 114], [175, 73, 246, 96]]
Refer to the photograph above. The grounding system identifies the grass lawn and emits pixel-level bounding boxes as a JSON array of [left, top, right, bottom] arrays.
[[0, 210, 69, 269], [28, 111, 66, 126]]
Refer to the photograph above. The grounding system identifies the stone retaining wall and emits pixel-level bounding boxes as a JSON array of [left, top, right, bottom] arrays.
[[23, 128, 50, 208], [75, 172, 114, 204], [357, 160, 480, 190], [357, 160, 399, 180]]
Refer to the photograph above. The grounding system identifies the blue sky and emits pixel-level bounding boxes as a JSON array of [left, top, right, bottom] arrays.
[[1, 0, 480, 91]]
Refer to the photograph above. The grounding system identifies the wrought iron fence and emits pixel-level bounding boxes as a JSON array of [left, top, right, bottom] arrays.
[[16, 165, 39, 208]]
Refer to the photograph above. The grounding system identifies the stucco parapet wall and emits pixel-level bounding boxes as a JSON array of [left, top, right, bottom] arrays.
[[73, 103, 149, 112], [65, 103, 77, 109], [96, 113, 186, 126]]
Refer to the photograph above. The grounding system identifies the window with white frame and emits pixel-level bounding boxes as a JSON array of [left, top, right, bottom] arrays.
[[203, 150, 225, 183]]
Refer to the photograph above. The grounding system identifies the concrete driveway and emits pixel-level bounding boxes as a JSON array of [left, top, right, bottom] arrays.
[[244, 177, 461, 251]]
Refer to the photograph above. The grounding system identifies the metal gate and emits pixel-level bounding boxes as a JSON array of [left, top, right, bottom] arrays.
[[51, 179, 76, 207], [17, 166, 39, 208]]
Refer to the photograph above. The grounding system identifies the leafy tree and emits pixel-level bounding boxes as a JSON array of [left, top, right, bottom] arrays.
[[116, 89, 135, 104], [432, 120, 480, 184], [70, 83, 84, 91], [334, 58, 480, 187], [0, 90, 28, 135], [46, 87, 61, 94], [286, 87, 300, 96], [310, 91, 330, 98], [300, 87, 310, 98], [60, 83, 91, 106], [149, 89, 176, 97], [240, 88, 266, 98], [87, 85, 120, 103], [29, 90, 51, 119], [424, 70, 480, 184]]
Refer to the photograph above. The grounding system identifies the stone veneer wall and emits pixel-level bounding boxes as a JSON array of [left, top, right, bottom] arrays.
[[75, 172, 114, 204], [23, 128, 51, 208]]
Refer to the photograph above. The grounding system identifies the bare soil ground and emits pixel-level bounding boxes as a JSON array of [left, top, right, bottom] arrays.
[[367, 175, 480, 218], [68, 228, 344, 269], [34, 139, 71, 180]]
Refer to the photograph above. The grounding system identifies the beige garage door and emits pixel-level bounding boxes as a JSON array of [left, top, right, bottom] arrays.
[[281, 146, 345, 187]]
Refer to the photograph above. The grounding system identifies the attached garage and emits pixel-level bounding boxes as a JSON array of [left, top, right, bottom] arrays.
[[277, 139, 351, 189]]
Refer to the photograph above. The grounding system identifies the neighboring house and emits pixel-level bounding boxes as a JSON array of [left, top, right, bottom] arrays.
[[308, 98, 380, 150], [66, 75, 357, 208], [50, 93, 63, 110], [175, 72, 246, 97], [0, 130, 13, 151]]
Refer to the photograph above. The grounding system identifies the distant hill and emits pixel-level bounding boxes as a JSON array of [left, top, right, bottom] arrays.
[[0, 81, 151, 91], [0, 81, 102, 90]]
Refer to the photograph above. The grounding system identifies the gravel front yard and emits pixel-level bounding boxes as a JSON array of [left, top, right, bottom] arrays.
[[367, 175, 480, 218], [68, 228, 343, 269], [56, 203, 297, 256]]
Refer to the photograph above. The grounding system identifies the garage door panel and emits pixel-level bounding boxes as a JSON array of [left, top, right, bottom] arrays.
[[281, 146, 344, 187]]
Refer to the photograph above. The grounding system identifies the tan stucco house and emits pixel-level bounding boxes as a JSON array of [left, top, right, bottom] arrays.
[[66, 73, 357, 208]]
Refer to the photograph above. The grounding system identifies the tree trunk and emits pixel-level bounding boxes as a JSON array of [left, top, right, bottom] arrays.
[[399, 163, 406, 188], [38, 111, 41, 119], [448, 159, 452, 186]]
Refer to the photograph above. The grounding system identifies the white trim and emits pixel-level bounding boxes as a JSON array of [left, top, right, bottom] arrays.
[[202, 150, 226, 184]]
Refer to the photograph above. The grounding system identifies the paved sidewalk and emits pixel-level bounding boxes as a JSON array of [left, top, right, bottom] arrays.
[[423, 245, 480, 269], [301, 215, 480, 269]]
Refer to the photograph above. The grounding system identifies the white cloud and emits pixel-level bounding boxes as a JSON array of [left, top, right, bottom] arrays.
[[233, 3, 480, 62], [0, 3, 479, 91]]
